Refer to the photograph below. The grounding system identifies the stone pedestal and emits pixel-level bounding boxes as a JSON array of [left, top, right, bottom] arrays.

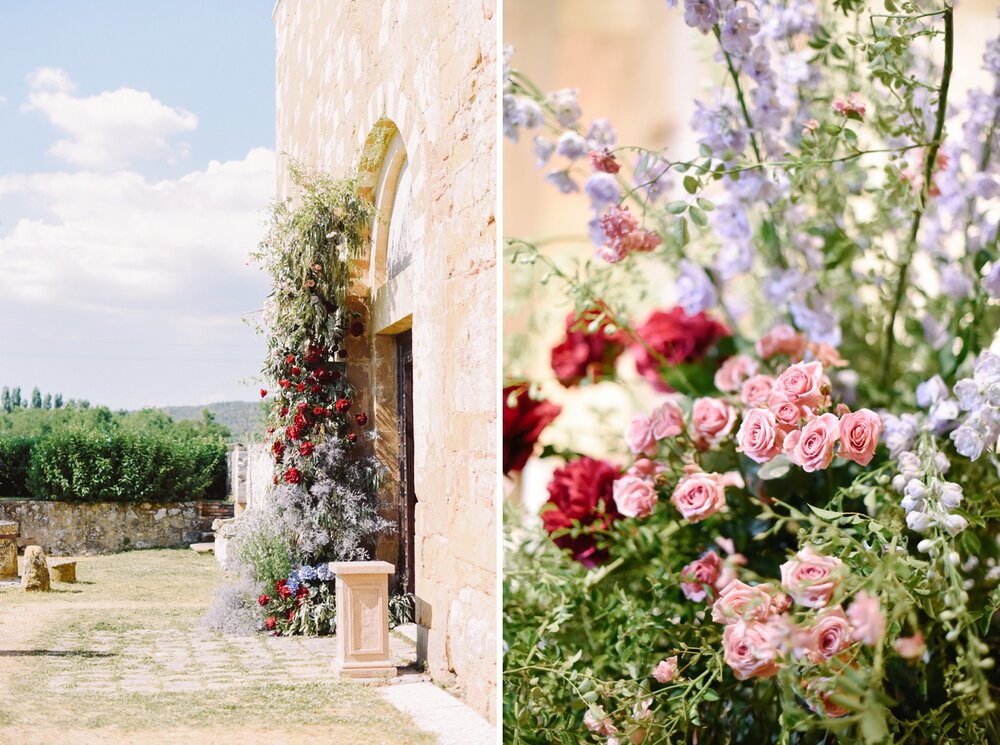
[[331, 560, 396, 679], [49, 560, 76, 583], [21, 546, 50, 592], [0, 522, 17, 580]]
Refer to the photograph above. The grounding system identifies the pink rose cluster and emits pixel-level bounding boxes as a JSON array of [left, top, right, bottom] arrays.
[[597, 205, 661, 263], [730, 350, 882, 472], [705, 545, 888, 693]]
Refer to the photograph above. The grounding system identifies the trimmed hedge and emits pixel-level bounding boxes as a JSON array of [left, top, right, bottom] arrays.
[[0, 431, 226, 502]]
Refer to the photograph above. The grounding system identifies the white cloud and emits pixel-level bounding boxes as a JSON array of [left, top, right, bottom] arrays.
[[22, 67, 198, 169], [0, 148, 276, 312]]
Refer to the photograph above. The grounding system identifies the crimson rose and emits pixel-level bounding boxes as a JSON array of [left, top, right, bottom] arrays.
[[550, 309, 626, 387], [631, 307, 729, 392], [503, 385, 561, 475], [541, 456, 621, 567]]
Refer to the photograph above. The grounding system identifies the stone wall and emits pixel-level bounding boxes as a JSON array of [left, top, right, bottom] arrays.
[[0, 499, 229, 556], [273, 0, 497, 722]]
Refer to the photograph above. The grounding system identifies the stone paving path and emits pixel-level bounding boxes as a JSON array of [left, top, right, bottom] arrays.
[[44, 626, 417, 695]]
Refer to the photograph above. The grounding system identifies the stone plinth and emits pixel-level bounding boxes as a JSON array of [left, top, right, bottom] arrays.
[[49, 560, 77, 583], [21, 546, 50, 591], [331, 561, 396, 679], [0, 521, 17, 580]]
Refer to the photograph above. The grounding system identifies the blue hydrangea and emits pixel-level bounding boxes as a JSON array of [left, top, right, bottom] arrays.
[[316, 564, 334, 582], [298, 565, 318, 582], [286, 577, 300, 593]]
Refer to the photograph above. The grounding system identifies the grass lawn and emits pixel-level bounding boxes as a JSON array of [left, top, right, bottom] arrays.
[[0, 548, 433, 745]]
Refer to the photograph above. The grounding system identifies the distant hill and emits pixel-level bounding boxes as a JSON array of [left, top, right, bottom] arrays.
[[158, 400, 266, 442]]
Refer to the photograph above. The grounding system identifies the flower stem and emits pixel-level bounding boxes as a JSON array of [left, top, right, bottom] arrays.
[[713, 27, 763, 164], [879, 5, 954, 393]]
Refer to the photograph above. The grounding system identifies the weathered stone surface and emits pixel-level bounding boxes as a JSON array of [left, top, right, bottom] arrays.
[[49, 560, 76, 583], [21, 545, 50, 591], [189, 542, 214, 555], [0, 500, 227, 555], [332, 561, 396, 679], [0, 520, 17, 580], [274, 0, 497, 721]]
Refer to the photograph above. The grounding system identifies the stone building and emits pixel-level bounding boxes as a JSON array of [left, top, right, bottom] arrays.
[[272, 0, 497, 722]]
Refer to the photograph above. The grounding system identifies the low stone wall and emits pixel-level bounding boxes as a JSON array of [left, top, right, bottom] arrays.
[[0, 499, 232, 556]]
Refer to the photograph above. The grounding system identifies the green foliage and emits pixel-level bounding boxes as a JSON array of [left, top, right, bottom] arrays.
[[0, 404, 228, 501]]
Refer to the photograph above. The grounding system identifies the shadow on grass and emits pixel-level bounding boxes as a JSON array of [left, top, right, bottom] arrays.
[[0, 649, 114, 658]]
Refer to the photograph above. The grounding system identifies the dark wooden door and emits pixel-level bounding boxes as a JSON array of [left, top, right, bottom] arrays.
[[396, 330, 416, 595]]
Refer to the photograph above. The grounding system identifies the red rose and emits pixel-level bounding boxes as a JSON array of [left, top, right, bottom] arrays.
[[311, 385, 322, 394], [286, 354, 295, 364], [279, 378, 291, 389], [284, 467, 301, 484], [296, 382, 306, 392], [297, 402, 309, 413], [265, 616, 277, 630], [291, 366, 301, 375], [631, 307, 729, 392], [550, 309, 627, 387], [503, 385, 562, 474], [294, 413, 307, 427], [296, 585, 308, 599], [266, 426, 274, 434], [355, 412, 368, 426], [258, 594, 271, 606], [280, 406, 289, 417], [542, 457, 622, 567], [335, 398, 351, 414], [286, 609, 296, 620], [299, 441, 314, 456], [346, 433, 358, 443], [305, 347, 323, 365], [272, 440, 285, 456], [286, 425, 301, 441], [313, 406, 325, 416], [260, 388, 268, 398], [276, 579, 291, 598], [589, 149, 621, 174]]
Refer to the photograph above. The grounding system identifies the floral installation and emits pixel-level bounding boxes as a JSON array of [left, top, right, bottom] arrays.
[[503, 2, 1000, 743]]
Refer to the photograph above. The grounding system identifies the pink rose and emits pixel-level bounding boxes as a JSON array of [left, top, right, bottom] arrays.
[[804, 678, 851, 718], [783, 413, 840, 472], [722, 621, 781, 680], [583, 710, 617, 736], [847, 592, 885, 646], [808, 342, 848, 368], [756, 324, 807, 360], [670, 472, 728, 522], [774, 361, 827, 409], [838, 408, 882, 466], [740, 375, 775, 407], [714, 354, 758, 392], [650, 399, 684, 440], [680, 550, 734, 602], [625, 414, 657, 456], [613, 475, 658, 519], [627, 458, 666, 479], [736, 408, 783, 464], [806, 606, 852, 663], [711, 580, 779, 624], [691, 397, 736, 448], [894, 632, 926, 660], [780, 546, 844, 608], [652, 656, 678, 683], [767, 390, 807, 432]]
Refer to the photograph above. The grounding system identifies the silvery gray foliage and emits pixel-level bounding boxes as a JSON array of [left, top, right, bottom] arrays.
[[273, 436, 392, 564], [202, 573, 265, 637]]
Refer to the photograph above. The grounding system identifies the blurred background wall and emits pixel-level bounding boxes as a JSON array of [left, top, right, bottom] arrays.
[[503, 0, 1000, 512]]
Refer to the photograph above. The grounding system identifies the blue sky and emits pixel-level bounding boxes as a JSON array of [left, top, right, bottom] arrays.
[[0, 1, 277, 410]]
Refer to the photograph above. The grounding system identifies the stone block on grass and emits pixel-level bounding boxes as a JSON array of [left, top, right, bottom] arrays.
[[21, 545, 50, 592]]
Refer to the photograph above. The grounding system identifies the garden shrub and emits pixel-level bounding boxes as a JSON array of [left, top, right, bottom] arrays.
[[21, 430, 226, 503], [0, 436, 38, 496]]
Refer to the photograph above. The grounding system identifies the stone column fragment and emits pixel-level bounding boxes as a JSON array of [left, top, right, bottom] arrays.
[[21, 545, 50, 591], [331, 560, 396, 679]]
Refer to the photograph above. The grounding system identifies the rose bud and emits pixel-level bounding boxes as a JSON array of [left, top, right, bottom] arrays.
[[296, 383, 306, 392], [260, 388, 268, 398], [286, 355, 295, 364], [346, 433, 357, 443], [313, 406, 325, 416], [355, 412, 368, 426]]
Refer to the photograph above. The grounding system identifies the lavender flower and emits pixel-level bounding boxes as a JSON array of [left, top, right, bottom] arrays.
[[548, 88, 581, 128], [586, 119, 617, 150], [545, 170, 579, 194], [684, 0, 719, 34], [584, 173, 621, 209], [533, 137, 554, 167], [676, 260, 718, 314], [556, 131, 589, 160], [720, 5, 761, 57]]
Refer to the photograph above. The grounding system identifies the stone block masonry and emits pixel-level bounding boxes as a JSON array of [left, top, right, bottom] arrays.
[[274, 0, 497, 722], [0, 500, 231, 556]]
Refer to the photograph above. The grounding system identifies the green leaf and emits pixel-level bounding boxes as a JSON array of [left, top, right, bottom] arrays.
[[758, 455, 791, 481], [689, 206, 708, 227], [809, 505, 843, 521], [683, 175, 699, 194], [860, 703, 889, 744], [666, 201, 688, 215], [673, 217, 689, 247], [696, 197, 715, 211]]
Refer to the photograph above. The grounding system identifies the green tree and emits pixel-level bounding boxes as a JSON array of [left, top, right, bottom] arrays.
[[1, 387, 10, 414], [53, 394, 63, 409], [30, 388, 42, 409], [43, 394, 52, 409], [11, 388, 21, 409]]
